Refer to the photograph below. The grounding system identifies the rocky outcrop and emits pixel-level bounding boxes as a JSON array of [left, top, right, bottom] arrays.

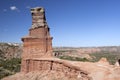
[[73, 58, 120, 80], [3, 58, 120, 80], [3, 58, 91, 80], [20, 8, 91, 80], [21, 7, 53, 72], [0, 43, 22, 59], [2, 7, 120, 80], [3, 71, 90, 80]]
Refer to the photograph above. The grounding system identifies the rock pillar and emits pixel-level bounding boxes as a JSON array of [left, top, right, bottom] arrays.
[[21, 7, 53, 72]]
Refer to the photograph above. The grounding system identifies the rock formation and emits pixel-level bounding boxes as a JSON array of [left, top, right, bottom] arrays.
[[2, 7, 120, 80], [0, 43, 22, 59], [19, 7, 91, 80], [21, 7, 53, 73]]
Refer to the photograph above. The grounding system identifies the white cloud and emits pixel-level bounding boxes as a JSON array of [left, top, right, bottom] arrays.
[[10, 6, 20, 12], [10, 6, 17, 11]]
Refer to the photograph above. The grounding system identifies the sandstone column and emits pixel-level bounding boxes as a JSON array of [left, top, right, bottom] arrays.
[[21, 7, 53, 72]]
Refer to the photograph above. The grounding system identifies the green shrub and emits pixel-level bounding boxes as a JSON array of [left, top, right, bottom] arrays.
[[0, 67, 13, 79], [0, 58, 21, 79], [59, 52, 120, 65], [90, 52, 120, 64], [1, 58, 21, 72], [59, 56, 89, 62]]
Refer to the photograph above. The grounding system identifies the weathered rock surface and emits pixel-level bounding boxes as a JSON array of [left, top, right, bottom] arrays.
[[21, 7, 53, 73], [74, 58, 120, 80], [0, 43, 22, 59], [3, 58, 92, 80], [2, 58, 120, 80], [2, 7, 120, 80], [3, 71, 89, 80]]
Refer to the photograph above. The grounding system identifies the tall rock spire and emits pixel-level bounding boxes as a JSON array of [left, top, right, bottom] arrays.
[[21, 7, 53, 72]]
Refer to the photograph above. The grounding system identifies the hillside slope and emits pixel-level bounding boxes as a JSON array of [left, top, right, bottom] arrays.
[[0, 43, 22, 59]]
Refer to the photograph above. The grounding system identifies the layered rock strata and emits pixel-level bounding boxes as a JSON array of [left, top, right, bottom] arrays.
[[4, 7, 120, 80], [21, 7, 88, 80], [19, 7, 91, 80], [21, 7, 53, 72]]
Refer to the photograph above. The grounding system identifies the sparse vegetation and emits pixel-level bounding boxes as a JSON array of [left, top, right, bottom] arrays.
[[90, 52, 120, 64], [0, 42, 22, 59], [59, 56, 89, 62], [0, 43, 22, 79], [1, 42, 120, 79], [0, 58, 21, 79], [59, 52, 120, 64], [55, 47, 120, 64]]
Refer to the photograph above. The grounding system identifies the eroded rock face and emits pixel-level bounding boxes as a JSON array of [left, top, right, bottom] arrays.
[[31, 7, 46, 29], [2, 7, 120, 80], [3, 58, 92, 80], [21, 7, 53, 72], [3, 71, 91, 80], [3, 58, 120, 80], [0, 43, 22, 59], [19, 7, 91, 80]]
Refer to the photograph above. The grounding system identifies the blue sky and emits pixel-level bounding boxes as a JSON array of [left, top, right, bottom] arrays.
[[0, 0, 120, 47]]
